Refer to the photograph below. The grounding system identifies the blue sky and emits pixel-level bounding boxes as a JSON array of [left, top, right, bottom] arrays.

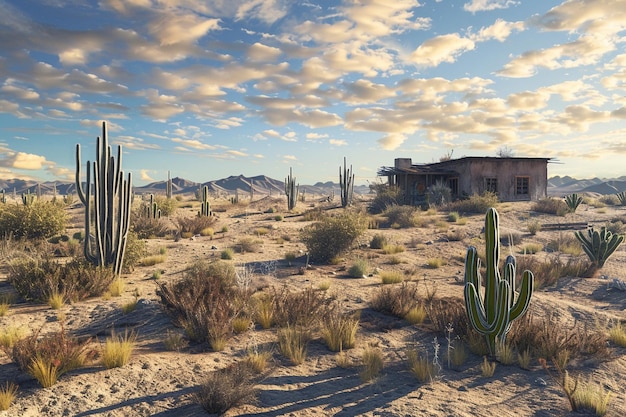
[[1, 0, 626, 186]]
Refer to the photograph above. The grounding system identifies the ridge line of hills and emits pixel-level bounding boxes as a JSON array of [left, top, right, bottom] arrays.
[[0, 174, 624, 197]]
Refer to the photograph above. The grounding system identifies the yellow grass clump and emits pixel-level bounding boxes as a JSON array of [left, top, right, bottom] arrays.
[[101, 331, 135, 369]]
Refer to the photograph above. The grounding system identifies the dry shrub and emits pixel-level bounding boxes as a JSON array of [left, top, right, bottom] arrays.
[[360, 345, 384, 382], [508, 311, 610, 362], [532, 198, 568, 216], [424, 297, 469, 337], [320, 304, 359, 351], [514, 254, 591, 288], [272, 286, 329, 328], [233, 237, 261, 253], [383, 205, 418, 228], [11, 325, 94, 387], [157, 260, 252, 349], [0, 200, 66, 239], [447, 192, 499, 214], [0, 382, 18, 411], [370, 281, 420, 318], [131, 215, 172, 239], [195, 361, 260, 414], [369, 233, 388, 249], [278, 325, 310, 365], [407, 349, 438, 383], [176, 215, 216, 236], [300, 211, 367, 263], [101, 330, 135, 369], [8, 257, 115, 303]]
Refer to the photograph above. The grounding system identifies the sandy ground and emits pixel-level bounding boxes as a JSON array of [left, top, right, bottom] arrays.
[[1, 195, 626, 417]]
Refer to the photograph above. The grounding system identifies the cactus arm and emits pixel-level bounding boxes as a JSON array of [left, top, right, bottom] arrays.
[[484, 208, 500, 322], [509, 270, 534, 320]]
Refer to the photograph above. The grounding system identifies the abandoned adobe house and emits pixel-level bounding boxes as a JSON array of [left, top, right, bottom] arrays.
[[378, 156, 550, 204]]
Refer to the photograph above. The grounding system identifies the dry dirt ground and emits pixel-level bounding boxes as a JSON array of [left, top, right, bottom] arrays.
[[1, 195, 626, 417]]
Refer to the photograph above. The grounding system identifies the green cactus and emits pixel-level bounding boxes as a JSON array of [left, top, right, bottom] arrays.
[[166, 171, 173, 199], [146, 194, 161, 219], [0, 189, 6, 204], [75, 121, 132, 276], [199, 185, 211, 217], [285, 167, 299, 210], [616, 191, 626, 206], [564, 193, 583, 213], [21, 189, 35, 206], [339, 157, 354, 208], [464, 207, 534, 356], [574, 226, 624, 269]]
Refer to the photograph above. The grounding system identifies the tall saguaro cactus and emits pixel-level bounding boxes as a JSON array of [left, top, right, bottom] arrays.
[[339, 157, 354, 208], [199, 185, 211, 217], [464, 207, 534, 356], [75, 121, 132, 277], [285, 167, 299, 210]]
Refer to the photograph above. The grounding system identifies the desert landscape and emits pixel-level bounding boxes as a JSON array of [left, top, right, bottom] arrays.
[[0, 184, 625, 417]]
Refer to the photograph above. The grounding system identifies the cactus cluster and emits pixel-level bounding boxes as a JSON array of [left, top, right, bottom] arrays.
[[464, 207, 534, 356], [285, 167, 299, 210], [564, 193, 583, 213], [22, 189, 35, 206], [146, 194, 161, 219], [75, 121, 132, 277], [339, 157, 354, 208], [574, 226, 624, 269]]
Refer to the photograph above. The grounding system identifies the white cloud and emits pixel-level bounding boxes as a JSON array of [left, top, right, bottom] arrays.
[[140, 169, 155, 181], [329, 139, 347, 146], [410, 34, 476, 67], [377, 133, 406, 150], [464, 0, 518, 13]]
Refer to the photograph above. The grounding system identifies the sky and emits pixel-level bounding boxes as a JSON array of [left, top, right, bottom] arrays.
[[1, 0, 626, 187]]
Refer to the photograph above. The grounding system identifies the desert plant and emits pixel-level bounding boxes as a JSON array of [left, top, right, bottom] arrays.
[[518, 348, 531, 370], [447, 192, 498, 214], [447, 211, 460, 222], [284, 167, 299, 210], [404, 305, 427, 324], [176, 215, 216, 236], [573, 379, 611, 416], [532, 198, 568, 216], [300, 212, 367, 263], [195, 361, 260, 414], [382, 243, 405, 254], [407, 349, 438, 383], [0, 200, 67, 239], [278, 325, 310, 365], [163, 330, 187, 352], [565, 193, 583, 213], [48, 290, 65, 310], [370, 281, 420, 318], [11, 326, 93, 387], [233, 237, 261, 253], [76, 121, 132, 276], [0, 382, 17, 411], [369, 233, 388, 249], [614, 191, 626, 206], [320, 305, 359, 352], [360, 345, 384, 382], [254, 293, 274, 329], [464, 208, 534, 356], [428, 180, 452, 206], [221, 248, 234, 260], [426, 257, 445, 268], [347, 258, 368, 278], [383, 205, 418, 228], [609, 321, 626, 347], [339, 157, 355, 208], [574, 226, 624, 269], [380, 270, 404, 284], [368, 183, 403, 214], [101, 330, 135, 369], [0, 326, 25, 353], [272, 286, 328, 328], [198, 185, 212, 217], [496, 342, 515, 365], [480, 357, 497, 377], [527, 219, 542, 235], [521, 243, 542, 254]]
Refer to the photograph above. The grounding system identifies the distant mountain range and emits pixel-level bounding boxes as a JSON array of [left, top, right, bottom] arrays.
[[548, 175, 626, 196], [0, 175, 371, 197]]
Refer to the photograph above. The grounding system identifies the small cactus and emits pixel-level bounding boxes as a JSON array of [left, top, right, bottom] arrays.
[[285, 167, 299, 210], [564, 193, 583, 213], [339, 157, 354, 208], [199, 185, 211, 217]]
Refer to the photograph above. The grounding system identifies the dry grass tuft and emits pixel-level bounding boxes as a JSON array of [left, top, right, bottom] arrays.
[[278, 325, 310, 365], [407, 350, 438, 383], [0, 382, 18, 411], [194, 361, 260, 414], [360, 345, 384, 382], [101, 331, 135, 369], [379, 270, 404, 284], [320, 305, 359, 352]]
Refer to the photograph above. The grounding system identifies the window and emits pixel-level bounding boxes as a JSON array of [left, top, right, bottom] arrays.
[[485, 177, 498, 193], [516, 176, 529, 196], [448, 177, 459, 196]]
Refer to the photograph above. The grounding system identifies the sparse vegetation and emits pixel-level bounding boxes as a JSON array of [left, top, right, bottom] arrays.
[[101, 331, 135, 369], [300, 211, 367, 263], [0, 382, 18, 411], [194, 361, 260, 414], [360, 345, 384, 382], [347, 258, 368, 278], [379, 270, 404, 284], [532, 198, 568, 216]]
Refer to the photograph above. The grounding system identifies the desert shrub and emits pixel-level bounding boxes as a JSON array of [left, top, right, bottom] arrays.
[[369, 233, 388, 249], [300, 212, 367, 263], [407, 349, 438, 383], [521, 243, 542, 254], [508, 311, 609, 362], [426, 297, 470, 337], [140, 254, 166, 266], [8, 256, 115, 303], [426, 257, 445, 268], [370, 281, 420, 318], [598, 194, 619, 206], [382, 244, 405, 254], [176, 215, 216, 236], [0, 326, 26, 353], [527, 220, 542, 235], [131, 215, 172, 239], [0, 201, 66, 239], [101, 331, 135, 369], [154, 195, 177, 216], [194, 361, 260, 414], [445, 229, 465, 242], [122, 231, 147, 273], [368, 183, 403, 214], [221, 248, 234, 260], [609, 321, 626, 347], [447, 211, 460, 222], [11, 326, 94, 387], [156, 261, 251, 348], [320, 304, 359, 351], [383, 205, 418, 228], [163, 331, 187, 352], [348, 258, 368, 278], [514, 254, 590, 288], [272, 286, 329, 328], [545, 233, 583, 256], [233, 237, 261, 253], [360, 345, 384, 382], [500, 231, 523, 246], [447, 192, 498, 214], [278, 325, 310, 365], [564, 194, 584, 213], [428, 180, 452, 207], [380, 270, 404, 284], [532, 198, 568, 216], [0, 382, 18, 411], [254, 293, 274, 329], [605, 219, 625, 235]]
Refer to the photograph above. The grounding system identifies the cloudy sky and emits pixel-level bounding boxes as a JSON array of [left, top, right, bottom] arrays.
[[1, 0, 626, 186]]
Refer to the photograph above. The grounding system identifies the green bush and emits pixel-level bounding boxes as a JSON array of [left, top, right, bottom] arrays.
[[368, 183, 403, 214], [369, 233, 388, 249], [300, 212, 367, 263], [122, 231, 147, 273], [8, 256, 115, 303], [348, 258, 368, 278], [0, 201, 66, 239], [154, 195, 177, 216]]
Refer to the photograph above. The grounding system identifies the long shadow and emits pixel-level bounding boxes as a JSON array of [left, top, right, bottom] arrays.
[[237, 363, 419, 417], [72, 386, 200, 417]]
